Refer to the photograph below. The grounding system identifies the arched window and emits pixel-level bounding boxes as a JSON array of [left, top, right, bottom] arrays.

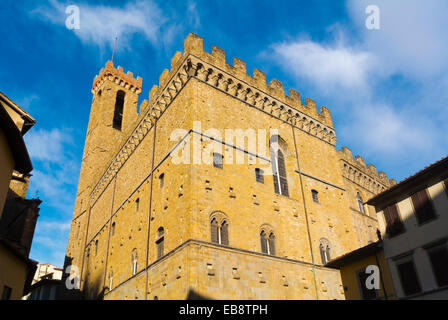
[[111, 222, 115, 236], [270, 137, 289, 196], [260, 226, 276, 256], [210, 213, 229, 245], [357, 192, 365, 214], [312, 190, 319, 203], [131, 249, 138, 275], [156, 227, 164, 259], [113, 90, 125, 130], [95, 239, 98, 256], [319, 238, 331, 264]]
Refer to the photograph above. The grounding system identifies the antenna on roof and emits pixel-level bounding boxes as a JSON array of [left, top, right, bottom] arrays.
[[111, 37, 118, 63]]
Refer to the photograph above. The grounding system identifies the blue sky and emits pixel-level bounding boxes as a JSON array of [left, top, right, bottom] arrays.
[[2, 0, 447, 267]]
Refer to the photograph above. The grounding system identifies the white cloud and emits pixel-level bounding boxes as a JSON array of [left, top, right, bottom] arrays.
[[31, 0, 171, 49], [264, 0, 448, 166], [271, 39, 379, 92], [346, 0, 448, 78], [341, 104, 438, 157], [25, 127, 73, 163]]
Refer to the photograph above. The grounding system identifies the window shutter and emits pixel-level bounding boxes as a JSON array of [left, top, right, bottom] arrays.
[[260, 231, 268, 254], [210, 219, 219, 244], [427, 245, 448, 287], [411, 189, 436, 224], [384, 204, 404, 237], [268, 233, 276, 256], [358, 270, 377, 300], [220, 221, 229, 245], [444, 178, 448, 197], [397, 260, 422, 296]]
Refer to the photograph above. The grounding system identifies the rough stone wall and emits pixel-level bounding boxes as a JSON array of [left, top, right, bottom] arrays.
[[338, 147, 396, 248]]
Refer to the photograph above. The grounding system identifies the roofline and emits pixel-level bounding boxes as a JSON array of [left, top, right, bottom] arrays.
[[0, 92, 36, 123], [367, 156, 448, 207], [0, 102, 33, 174], [325, 240, 383, 269]]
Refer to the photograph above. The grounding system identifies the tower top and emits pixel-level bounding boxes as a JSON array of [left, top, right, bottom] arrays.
[[91, 61, 142, 95]]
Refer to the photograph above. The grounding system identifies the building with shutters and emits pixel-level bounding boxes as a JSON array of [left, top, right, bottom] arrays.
[[63, 33, 396, 300], [368, 156, 448, 300]]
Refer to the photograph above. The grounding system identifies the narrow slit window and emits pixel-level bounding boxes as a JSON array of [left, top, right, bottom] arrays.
[[113, 90, 125, 130]]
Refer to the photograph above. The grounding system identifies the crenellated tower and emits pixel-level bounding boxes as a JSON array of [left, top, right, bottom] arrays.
[[65, 61, 142, 279]]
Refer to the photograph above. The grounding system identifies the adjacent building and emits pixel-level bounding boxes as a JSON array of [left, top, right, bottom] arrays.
[[0, 92, 40, 300], [368, 156, 448, 299], [326, 240, 396, 300], [64, 33, 395, 300]]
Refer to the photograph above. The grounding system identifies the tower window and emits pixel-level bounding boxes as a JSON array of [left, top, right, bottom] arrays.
[[270, 146, 289, 196], [95, 240, 98, 256], [319, 238, 331, 264], [109, 269, 113, 290], [312, 190, 319, 203], [210, 218, 229, 245], [159, 173, 165, 188], [156, 227, 164, 259], [131, 249, 138, 276], [113, 90, 125, 130], [255, 168, 264, 183], [260, 229, 276, 256], [357, 192, 365, 214], [111, 222, 115, 236], [136, 198, 140, 212], [213, 153, 223, 169]]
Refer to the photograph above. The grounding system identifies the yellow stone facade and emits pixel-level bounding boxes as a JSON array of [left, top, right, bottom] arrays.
[[64, 33, 395, 300]]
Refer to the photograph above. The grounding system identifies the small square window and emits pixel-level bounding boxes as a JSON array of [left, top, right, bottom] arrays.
[[255, 168, 264, 183], [213, 153, 223, 169]]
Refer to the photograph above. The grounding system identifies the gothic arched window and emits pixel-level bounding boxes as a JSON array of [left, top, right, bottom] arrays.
[[210, 213, 229, 245], [319, 238, 331, 264], [270, 137, 289, 197], [357, 192, 365, 214], [260, 226, 276, 256], [113, 90, 125, 130]]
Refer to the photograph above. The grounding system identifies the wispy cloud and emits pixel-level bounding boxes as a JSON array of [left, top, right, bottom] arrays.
[[263, 0, 448, 172], [25, 127, 73, 163], [25, 126, 79, 266], [270, 38, 379, 93], [30, 0, 174, 49]]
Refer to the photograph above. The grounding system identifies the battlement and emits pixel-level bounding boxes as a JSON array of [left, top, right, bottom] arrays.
[[338, 146, 396, 190], [180, 33, 333, 127], [91, 61, 143, 94]]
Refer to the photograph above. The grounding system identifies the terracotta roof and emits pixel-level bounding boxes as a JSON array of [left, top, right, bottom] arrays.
[[367, 155, 448, 205]]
